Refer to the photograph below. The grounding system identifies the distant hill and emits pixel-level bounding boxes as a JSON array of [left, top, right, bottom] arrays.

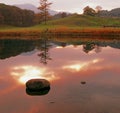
[[0, 3, 35, 26], [48, 14, 120, 27], [99, 8, 120, 17], [14, 3, 57, 15]]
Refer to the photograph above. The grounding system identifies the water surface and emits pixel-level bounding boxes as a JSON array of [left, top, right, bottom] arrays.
[[0, 39, 120, 113]]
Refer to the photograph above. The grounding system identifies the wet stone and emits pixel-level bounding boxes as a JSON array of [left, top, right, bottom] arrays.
[[26, 79, 50, 91], [26, 87, 50, 96], [81, 81, 86, 85], [26, 79, 50, 96]]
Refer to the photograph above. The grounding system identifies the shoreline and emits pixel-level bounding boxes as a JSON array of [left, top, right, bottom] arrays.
[[0, 28, 120, 39]]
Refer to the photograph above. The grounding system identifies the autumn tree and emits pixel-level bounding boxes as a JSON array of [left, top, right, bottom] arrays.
[[95, 6, 102, 13], [0, 13, 4, 24], [0, 3, 35, 26], [95, 6, 102, 16], [38, 0, 52, 24], [83, 6, 96, 16], [37, 32, 52, 64], [83, 43, 95, 53]]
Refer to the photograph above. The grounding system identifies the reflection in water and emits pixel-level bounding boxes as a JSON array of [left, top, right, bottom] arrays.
[[62, 59, 103, 72], [11, 65, 59, 84], [83, 43, 102, 53], [0, 38, 120, 113], [0, 39, 37, 59], [83, 43, 95, 53], [11, 66, 45, 84], [0, 39, 120, 60], [26, 79, 50, 96], [37, 36, 52, 65], [26, 87, 50, 96], [81, 81, 86, 85]]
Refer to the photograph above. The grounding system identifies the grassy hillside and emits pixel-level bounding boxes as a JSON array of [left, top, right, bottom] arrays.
[[0, 14, 120, 30], [47, 14, 120, 27], [0, 14, 120, 38]]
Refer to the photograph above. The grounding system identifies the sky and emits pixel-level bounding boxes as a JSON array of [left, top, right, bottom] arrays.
[[0, 0, 120, 13]]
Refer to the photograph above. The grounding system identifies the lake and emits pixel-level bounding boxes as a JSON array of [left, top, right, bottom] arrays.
[[0, 38, 120, 113]]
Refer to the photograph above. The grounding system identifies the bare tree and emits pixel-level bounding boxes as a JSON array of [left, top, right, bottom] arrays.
[[83, 6, 96, 16], [38, 0, 52, 24], [37, 30, 52, 65]]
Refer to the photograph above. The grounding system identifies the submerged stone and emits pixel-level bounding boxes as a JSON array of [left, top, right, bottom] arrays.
[[26, 87, 50, 96], [26, 79, 50, 95], [26, 79, 50, 90], [81, 81, 86, 85]]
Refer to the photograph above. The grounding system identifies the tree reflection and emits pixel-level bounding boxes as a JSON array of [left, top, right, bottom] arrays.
[[37, 30, 52, 64], [83, 43, 95, 53], [0, 39, 36, 59], [83, 43, 102, 53], [0, 38, 120, 60], [94, 45, 102, 53]]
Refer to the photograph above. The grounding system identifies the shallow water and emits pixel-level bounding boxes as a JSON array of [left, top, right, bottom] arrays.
[[0, 39, 120, 113]]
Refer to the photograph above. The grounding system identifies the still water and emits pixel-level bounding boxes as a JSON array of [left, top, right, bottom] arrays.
[[0, 38, 120, 113]]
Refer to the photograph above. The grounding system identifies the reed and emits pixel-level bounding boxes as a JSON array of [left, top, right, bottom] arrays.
[[0, 25, 120, 39]]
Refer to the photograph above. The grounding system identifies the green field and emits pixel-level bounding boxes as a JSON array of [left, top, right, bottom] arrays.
[[48, 14, 120, 27], [0, 15, 120, 39], [0, 14, 120, 30]]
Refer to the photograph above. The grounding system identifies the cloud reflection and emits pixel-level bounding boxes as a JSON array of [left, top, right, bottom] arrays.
[[63, 64, 86, 71], [11, 65, 59, 84], [62, 59, 103, 72]]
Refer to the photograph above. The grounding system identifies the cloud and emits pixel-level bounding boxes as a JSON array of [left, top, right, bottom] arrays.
[[0, 0, 120, 13]]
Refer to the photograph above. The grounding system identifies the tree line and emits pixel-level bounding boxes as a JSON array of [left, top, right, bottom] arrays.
[[0, 1, 119, 27], [0, 3, 55, 27], [0, 3, 35, 26], [0, 0, 52, 26], [83, 6, 120, 17]]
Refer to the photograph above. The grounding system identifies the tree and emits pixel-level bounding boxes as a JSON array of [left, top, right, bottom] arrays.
[[61, 12, 67, 18], [38, 0, 52, 24], [34, 13, 42, 24], [0, 13, 4, 24], [83, 43, 95, 53], [83, 6, 96, 16], [0, 3, 35, 26], [95, 6, 102, 16], [95, 6, 102, 13], [37, 33, 52, 65]]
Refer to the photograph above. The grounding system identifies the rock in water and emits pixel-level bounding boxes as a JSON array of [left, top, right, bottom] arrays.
[[26, 79, 50, 90], [26, 87, 50, 96], [81, 81, 86, 85], [26, 79, 50, 96]]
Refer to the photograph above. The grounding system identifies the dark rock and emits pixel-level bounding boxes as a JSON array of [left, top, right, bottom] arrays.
[[26, 79, 50, 95], [26, 79, 50, 90], [26, 87, 50, 96], [81, 81, 86, 85]]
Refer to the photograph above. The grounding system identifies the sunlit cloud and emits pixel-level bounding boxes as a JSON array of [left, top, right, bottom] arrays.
[[87, 50, 96, 54], [56, 45, 82, 49], [11, 65, 59, 84], [56, 46, 64, 49], [64, 45, 74, 48], [92, 59, 100, 63], [63, 63, 86, 71], [1, 0, 120, 14], [62, 59, 103, 72]]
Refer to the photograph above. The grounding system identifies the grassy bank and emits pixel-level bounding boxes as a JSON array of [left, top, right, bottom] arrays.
[[0, 26, 120, 39], [0, 15, 120, 39]]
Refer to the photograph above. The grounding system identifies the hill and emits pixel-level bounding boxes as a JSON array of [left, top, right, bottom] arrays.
[[99, 8, 120, 17], [14, 3, 57, 15], [48, 14, 120, 27], [0, 3, 120, 29], [0, 3, 35, 26]]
